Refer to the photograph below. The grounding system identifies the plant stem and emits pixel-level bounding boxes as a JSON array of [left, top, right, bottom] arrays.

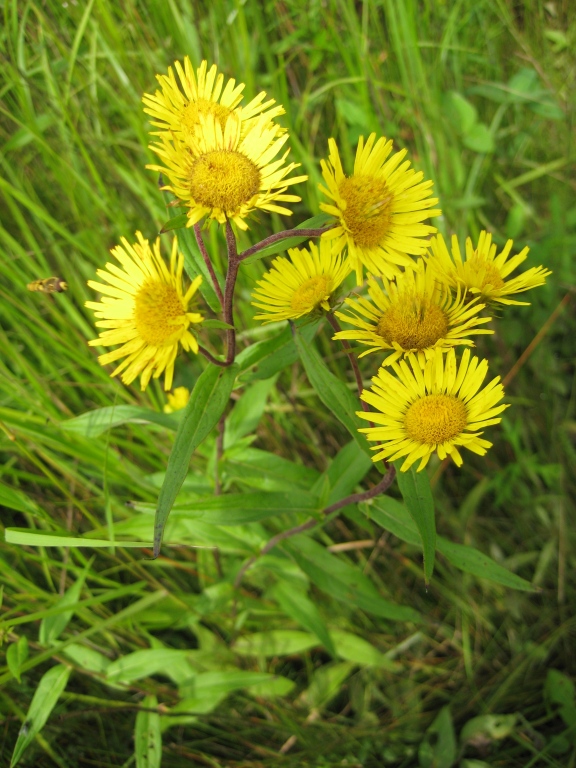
[[326, 312, 367, 407], [193, 223, 224, 306], [234, 464, 396, 588], [223, 220, 240, 364], [238, 226, 332, 262], [197, 345, 231, 368]]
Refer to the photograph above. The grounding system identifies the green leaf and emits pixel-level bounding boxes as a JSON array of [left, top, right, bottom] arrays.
[[443, 91, 477, 134], [329, 630, 399, 671], [10, 664, 71, 767], [463, 123, 495, 153], [61, 405, 179, 438], [159, 213, 188, 233], [6, 636, 29, 683], [233, 630, 318, 657], [107, 649, 196, 684], [201, 319, 235, 330], [366, 496, 422, 547], [545, 669, 576, 730], [224, 447, 320, 492], [298, 661, 355, 710], [224, 376, 276, 448], [39, 560, 91, 645], [294, 328, 370, 455], [0, 482, 43, 517], [283, 535, 419, 621], [436, 538, 536, 592], [237, 320, 319, 382], [179, 490, 319, 525], [135, 695, 162, 768], [5, 529, 151, 548], [272, 582, 336, 656], [395, 465, 436, 584], [460, 714, 517, 744], [154, 363, 237, 556], [419, 706, 457, 768], [241, 214, 332, 264], [324, 440, 373, 506]]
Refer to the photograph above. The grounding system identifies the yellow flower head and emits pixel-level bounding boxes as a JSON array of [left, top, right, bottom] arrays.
[[163, 386, 191, 413], [334, 262, 493, 365], [319, 134, 441, 284], [358, 347, 509, 471], [427, 231, 551, 306], [86, 233, 203, 392], [143, 58, 285, 143], [252, 239, 351, 323], [147, 112, 307, 231]]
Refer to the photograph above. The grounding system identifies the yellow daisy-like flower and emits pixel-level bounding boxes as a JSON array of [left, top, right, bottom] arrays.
[[163, 386, 191, 414], [148, 112, 307, 231], [86, 233, 203, 392], [143, 58, 285, 143], [334, 262, 493, 365], [358, 348, 508, 471], [252, 239, 351, 323], [427, 231, 551, 306], [319, 134, 442, 284]]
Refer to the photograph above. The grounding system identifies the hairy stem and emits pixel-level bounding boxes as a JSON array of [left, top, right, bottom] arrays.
[[223, 220, 240, 364], [234, 464, 396, 589], [193, 223, 224, 306], [238, 226, 332, 262], [198, 345, 232, 368]]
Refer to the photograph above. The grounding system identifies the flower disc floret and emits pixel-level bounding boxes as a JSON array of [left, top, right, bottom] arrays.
[[426, 231, 551, 305], [143, 58, 285, 143], [86, 232, 203, 391], [319, 134, 442, 284], [147, 113, 307, 230], [358, 348, 509, 471], [252, 239, 351, 323], [334, 262, 492, 365]]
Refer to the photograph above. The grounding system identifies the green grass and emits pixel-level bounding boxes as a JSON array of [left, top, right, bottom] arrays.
[[1, 0, 575, 766]]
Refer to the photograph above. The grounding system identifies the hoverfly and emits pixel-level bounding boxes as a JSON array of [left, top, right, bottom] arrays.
[[26, 277, 68, 293]]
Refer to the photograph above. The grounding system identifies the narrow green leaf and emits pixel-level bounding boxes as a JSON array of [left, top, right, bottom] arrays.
[[298, 661, 355, 710], [241, 214, 332, 264], [419, 706, 457, 768], [154, 364, 237, 556], [294, 328, 370, 455], [329, 630, 400, 671], [179, 490, 318, 525], [233, 630, 317, 657], [395, 464, 436, 584], [6, 637, 29, 683], [272, 582, 336, 656], [135, 694, 162, 768], [224, 376, 276, 448], [283, 535, 419, 622], [224, 447, 320, 492], [61, 405, 179, 438], [5, 529, 151, 548], [10, 664, 71, 767], [107, 649, 196, 685], [201, 319, 234, 330], [436, 539, 536, 592], [39, 560, 92, 645], [0, 482, 44, 517], [159, 213, 188, 233]]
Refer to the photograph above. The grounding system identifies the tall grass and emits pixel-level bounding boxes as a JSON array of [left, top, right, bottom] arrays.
[[0, 0, 574, 765]]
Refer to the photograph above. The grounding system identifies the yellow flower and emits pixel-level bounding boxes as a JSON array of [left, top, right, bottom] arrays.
[[319, 134, 441, 284], [143, 58, 285, 143], [252, 239, 350, 323], [163, 386, 190, 413], [427, 231, 551, 305], [358, 348, 508, 471], [147, 112, 307, 231], [86, 233, 203, 391], [334, 262, 493, 365]]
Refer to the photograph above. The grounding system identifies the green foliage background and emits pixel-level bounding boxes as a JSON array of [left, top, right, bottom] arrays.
[[0, 0, 574, 765]]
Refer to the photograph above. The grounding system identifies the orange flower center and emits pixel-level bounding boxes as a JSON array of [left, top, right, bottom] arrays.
[[189, 150, 261, 212], [405, 395, 468, 445], [376, 296, 449, 349], [290, 275, 332, 314], [134, 281, 188, 346], [338, 174, 393, 248]]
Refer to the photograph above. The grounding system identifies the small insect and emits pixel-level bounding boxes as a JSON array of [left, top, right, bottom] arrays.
[[26, 277, 68, 293]]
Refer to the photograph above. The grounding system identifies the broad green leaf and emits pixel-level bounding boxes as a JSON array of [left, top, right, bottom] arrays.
[[241, 214, 331, 264], [443, 91, 477, 134], [298, 661, 355, 710], [545, 670, 576, 730], [6, 637, 29, 683], [179, 490, 319, 525], [395, 465, 436, 583], [366, 496, 422, 547], [10, 664, 71, 767], [419, 706, 457, 768], [329, 630, 399, 671], [154, 363, 238, 556], [224, 447, 320, 492], [160, 213, 188, 233], [460, 714, 517, 744], [247, 676, 295, 698], [233, 630, 317, 657], [436, 539, 536, 592], [179, 671, 278, 699], [463, 122, 495, 153], [294, 328, 369, 455], [135, 695, 162, 768], [107, 649, 196, 684], [272, 582, 336, 656], [5, 529, 151, 548], [63, 644, 111, 675], [237, 320, 319, 382], [39, 560, 91, 645], [283, 535, 419, 621], [61, 405, 179, 438], [224, 376, 277, 448]]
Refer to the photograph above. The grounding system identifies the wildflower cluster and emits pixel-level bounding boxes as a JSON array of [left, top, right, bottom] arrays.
[[86, 57, 551, 476]]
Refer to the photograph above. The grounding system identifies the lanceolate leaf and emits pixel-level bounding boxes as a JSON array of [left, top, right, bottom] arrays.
[[154, 364, 237, 556], [294, 328, 370, 455], [61, 405, 179, 438], [179, 490, 319, 525], [241, 214, 332, 264], [135, 694, 162, 768], [395, 464, 436, 584]]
